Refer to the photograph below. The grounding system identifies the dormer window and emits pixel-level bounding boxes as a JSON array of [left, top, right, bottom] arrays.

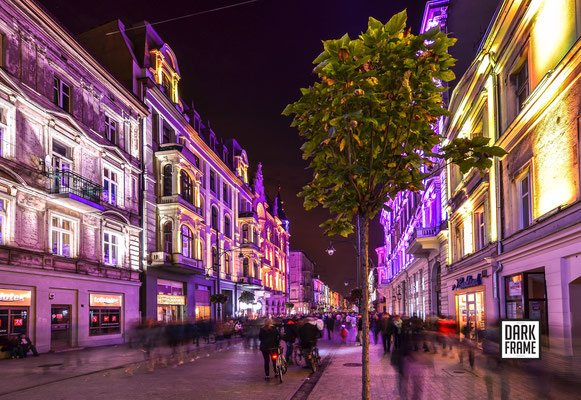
[[162, 74, 172, 95]]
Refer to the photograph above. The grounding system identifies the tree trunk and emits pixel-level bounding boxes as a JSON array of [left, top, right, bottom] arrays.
[[361, 214, 370, 400]]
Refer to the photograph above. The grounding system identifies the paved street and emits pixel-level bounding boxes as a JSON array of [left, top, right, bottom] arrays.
[[1, 333, 580, 400]]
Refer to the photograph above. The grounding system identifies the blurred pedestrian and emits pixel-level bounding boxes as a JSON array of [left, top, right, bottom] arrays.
[[325, 315, 335, 340], [282, 317, 298, 364], [259, 319, 281, 379]]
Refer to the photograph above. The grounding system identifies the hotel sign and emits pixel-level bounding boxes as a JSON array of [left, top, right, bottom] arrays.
[[157, 294, 186, 306], [0, 289, 32, 306], [90, 293, 122, 307]]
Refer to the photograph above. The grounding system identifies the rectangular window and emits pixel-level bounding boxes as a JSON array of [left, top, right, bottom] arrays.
[[103, 232, 120, 266], [0, 199, 5, 245], [515, 61, 529, 112], [89, 308, 121, 336], [223, 183, 228, 204], [0, 308, 28, 336], [53, 77, 70, 111], [103, 167, 118, 206], [518, 173, 532, 229], [51, 215, 73, 257], [474, 206, 486, 251], [210, 170, 216, 193], [162, 124, 173, 144], [454, 222, 464, 261], [105, 116, 117, 145]]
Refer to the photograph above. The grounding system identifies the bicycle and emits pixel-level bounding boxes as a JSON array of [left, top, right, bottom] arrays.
[[270, 346, 287, 383], [302, 346, 321, 373]]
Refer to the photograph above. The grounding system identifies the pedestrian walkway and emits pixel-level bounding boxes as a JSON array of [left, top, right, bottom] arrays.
[[308, 337, 581, 400], [0, 338, 241, 397]]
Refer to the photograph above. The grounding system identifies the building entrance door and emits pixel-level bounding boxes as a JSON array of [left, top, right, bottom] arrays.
[[456, 291, 485, 342], [51, 305, 71, 350]]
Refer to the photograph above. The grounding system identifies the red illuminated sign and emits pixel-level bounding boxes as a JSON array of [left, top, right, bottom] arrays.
[[103, 316, 109, 322], [14, 319, 23, 326], [111, 316, 117, 322], [92, 316, 98, 323], [57, 314, 63, 319]]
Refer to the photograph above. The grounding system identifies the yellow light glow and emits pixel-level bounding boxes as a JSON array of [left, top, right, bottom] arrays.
[[531, 0, 575, 87], [477, 53, 490, 75], [533, 102, 578, 217]]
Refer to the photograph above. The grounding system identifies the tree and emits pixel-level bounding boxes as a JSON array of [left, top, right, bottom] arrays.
[[285, 302, 295, 310], [283, 11, 505, 400], [210, 293, 229, 320], [238, 291, 255, 304]]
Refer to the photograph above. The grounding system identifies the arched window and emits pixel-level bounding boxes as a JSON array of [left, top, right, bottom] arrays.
[[211, 206, 219, 231], [212, 246, 218, 267], [243, 258, 249, 277], [180, 171, 193, 203], [163, 164, 172, 196], [225, 253, 231, 275], [199, 197, 204, 216], [242, 224, 249, 243], [163, 221, 172, 253], [181, 225, 194, 258], [224, 215, 231, 238]]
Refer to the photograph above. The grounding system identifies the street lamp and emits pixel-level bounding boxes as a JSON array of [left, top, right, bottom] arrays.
[[325, 238, 361, 289], [326, 243, 336, 256]]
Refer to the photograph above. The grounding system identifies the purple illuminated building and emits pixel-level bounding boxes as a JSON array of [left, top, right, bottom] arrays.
[[0, 0, 146, 352], [375, 0, 500, 318]]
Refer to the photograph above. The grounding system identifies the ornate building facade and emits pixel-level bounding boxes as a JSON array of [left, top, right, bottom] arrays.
[[80, 20, 290, 321], [443, 0, 581, 353], [0, 0, 147, 352]]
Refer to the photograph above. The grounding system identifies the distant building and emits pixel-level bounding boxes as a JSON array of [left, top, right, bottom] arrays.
[[289, 250, 315, 314]]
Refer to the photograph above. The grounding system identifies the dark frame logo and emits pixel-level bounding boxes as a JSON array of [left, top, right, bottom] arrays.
[[500, 320, 540, 359]]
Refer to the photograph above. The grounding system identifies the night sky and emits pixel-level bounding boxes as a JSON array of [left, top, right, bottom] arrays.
[[39, 0, 428, 296]]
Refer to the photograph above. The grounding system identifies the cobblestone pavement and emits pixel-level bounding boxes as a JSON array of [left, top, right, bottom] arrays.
[[310, 337, 581, 400], [1, 333, 579, 400], [0, 339, 337, 400]]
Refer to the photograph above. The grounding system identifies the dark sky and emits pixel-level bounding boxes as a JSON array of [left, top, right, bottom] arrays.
[[39, 0, 428, 296]]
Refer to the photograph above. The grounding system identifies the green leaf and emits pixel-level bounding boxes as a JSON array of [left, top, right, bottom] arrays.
[[384, 10, 407, 35]]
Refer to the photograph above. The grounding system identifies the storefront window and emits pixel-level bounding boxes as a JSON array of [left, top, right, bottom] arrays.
[[505, 272, 548, 337], [89, 308, 121, 335], [157, 279, 185, 322], [89, 293, 122, 336], [0, 289, 32, 337], [195, 285, 211, 320], [455, 291, 485, 341]]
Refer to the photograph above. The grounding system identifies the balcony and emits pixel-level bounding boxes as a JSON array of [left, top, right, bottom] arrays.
[[240, 241, 260, 250], [47, 169, 104, 213], [150, 251, 204, 274], [159, 195, 203, 217], [408, 226, 440, 257], [238, 276, 262, 289], [238, 211, 257, 219]]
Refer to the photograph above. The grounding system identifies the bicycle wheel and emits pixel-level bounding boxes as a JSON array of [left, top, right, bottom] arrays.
[[293, 349, 301, 366], [309, 353, 317, 373], [277, 363, 283, 383]]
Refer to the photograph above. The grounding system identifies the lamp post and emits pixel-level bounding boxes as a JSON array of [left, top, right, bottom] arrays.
[[325, 216, 362, 289], [207, 241, 245, 320]]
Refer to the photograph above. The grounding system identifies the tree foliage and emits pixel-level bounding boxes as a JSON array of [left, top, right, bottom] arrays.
[[239, 291, 255, 304], [283, 10, 506, 236]]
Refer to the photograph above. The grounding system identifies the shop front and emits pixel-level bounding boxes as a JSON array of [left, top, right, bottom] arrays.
[[195, 285, 211, 320], [157, 279, 186, 322], [0, 288, 32, 338], [445, 268, 494, 344]]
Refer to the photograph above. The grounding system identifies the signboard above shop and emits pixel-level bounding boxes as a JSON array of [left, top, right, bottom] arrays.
[[89, 293, 122, 307], [452, 274, 483, 290], [0, 289, 32, 306], [157, 294, 186, 305]]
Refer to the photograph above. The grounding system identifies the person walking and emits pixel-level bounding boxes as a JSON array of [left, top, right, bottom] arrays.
[[282, 317, 298, 364], [259, 319, 281, 379], [380, 313, 393, 354], [371, 313, 381, 345], [325, 314, 335, 340], [393, 315, 403, 349], [356, 314, 363, 345]]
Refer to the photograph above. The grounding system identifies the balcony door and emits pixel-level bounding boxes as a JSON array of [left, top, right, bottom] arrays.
[[52, 140, 72, 188]]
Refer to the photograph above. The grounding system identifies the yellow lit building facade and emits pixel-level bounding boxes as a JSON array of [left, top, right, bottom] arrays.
[[443, 0, 581, 355]]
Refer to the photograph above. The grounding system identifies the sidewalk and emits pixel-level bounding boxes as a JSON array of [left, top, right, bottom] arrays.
[[308, 338, 581, 400], [0, 338, 241, 397]]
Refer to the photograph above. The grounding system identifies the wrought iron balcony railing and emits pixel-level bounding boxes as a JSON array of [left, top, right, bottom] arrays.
[[47, 169, 102, 204]]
